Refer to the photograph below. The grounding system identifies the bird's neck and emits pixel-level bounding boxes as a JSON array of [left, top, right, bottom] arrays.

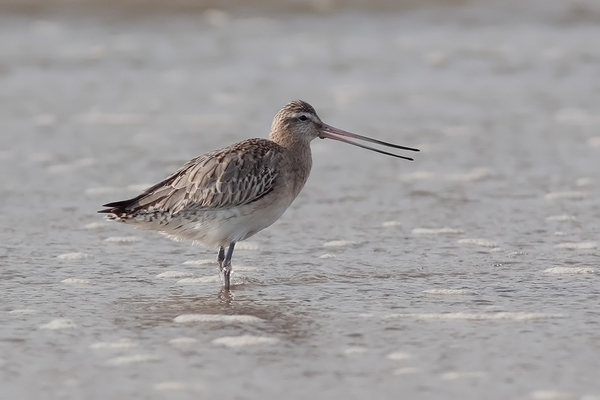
[[270, 133, 313, 199]]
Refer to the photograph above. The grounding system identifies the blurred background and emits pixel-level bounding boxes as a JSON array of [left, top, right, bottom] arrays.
[[1, 1, 600, 399]]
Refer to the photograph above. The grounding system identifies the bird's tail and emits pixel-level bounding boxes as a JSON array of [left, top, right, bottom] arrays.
[[98, 198, 137, 221]]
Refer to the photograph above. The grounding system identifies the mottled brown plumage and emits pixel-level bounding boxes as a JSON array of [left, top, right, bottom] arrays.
[[99, 100, 419, 290]]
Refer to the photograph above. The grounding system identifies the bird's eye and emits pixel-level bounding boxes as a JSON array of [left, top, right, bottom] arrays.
[[298, 115, 308, 121]]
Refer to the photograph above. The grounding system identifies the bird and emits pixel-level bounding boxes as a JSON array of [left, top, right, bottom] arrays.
[[99, 100, 419, 290]]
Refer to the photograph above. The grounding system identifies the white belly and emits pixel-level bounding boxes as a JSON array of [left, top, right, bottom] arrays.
[[155, 201, 290, 249]]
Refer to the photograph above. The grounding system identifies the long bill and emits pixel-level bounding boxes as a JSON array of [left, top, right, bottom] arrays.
[[319, 123, 420, 161]]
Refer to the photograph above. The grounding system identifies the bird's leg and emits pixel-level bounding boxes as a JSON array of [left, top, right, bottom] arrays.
[[217, 246, 225, 272], [222, 242, 236, 290]]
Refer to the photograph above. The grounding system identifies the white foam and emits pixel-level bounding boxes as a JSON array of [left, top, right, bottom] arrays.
[[182, 259, 215, 265], [457, 238, 498, 248], [8, 309, 37, 314], [177, 276, 220, 284], [104, 236, 140, 244], [319, 253, 336, 259], [39, 318, 76, 330], [575, 177, 594, 187], [235, 242, 260, 250], [343, 346, 368, 355], [412, 227, 464, 235], [155, 271, 194, 278], [588, 136, 600, 147], [545, 191, 588, 200], [90, 339, 137, 350], [211, 335, 279, 348], [555, 242, 597, 250], [441, 371, 486, 380], [387, 351, 412, 360], [544, 267, 597, 274], [107, 354, 161, 366], [382, 221, 402, 227], [61, 278, 91, 285], [154, 381, 190, 391], [530, 390, 577, 400], [84, 222, 108, 230], [383, 312, 564, 321], [84, 187, 119, 195], [423, 289, 474, 295], [393, 367, 421, 375], [323, 240, 358, 248], [399, 171, 437, 182], [168, 337, 197, 346], [447, 168, 493, 182], [57, 252, 90, 260], [554, 231, 567, 236], [546, 215, 577, 222], [174, 314, 263, 324]]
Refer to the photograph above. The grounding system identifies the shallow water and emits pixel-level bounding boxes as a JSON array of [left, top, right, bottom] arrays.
[[1, 4, 600, 400]]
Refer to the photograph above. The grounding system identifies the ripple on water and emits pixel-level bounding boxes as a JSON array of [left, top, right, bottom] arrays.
[[423, 289, 475, 295], [57, 252, 90, 260], [441, 371, 486, 380], [387, 351, 412, 360], [545, 215, 577, 222], [393, 367, 422, 375], [399, 171, 437, 182], [412, 227, 464, 235], [61, 278, 91, 285], [457, 238, 499, 248], [319, 253, 336, 259], [107, 354, 161, 366], [182, 259, 216, 265], [382, 312, 565, 321], [8, 309, 37, 315], [84, 222, 109, 230], [555, 242, 597, 250], [382, 221, 402, 227], [39, 318, 76, 330], [544, 267, 597, 274], [154, 381, 191, 391], [174, 314, 263, 324], [447, 168, 493, 182], [168, 337, 197, 346], [343, 346, 368, 355], [530, 390, 578, 400], [155, 271, 194, 278], [235, 242, 260, 250], [177, 276, 220, 284], [84, 187, 119, 196], [545, 191, 588, 200], [90, 339, 137, 350], [104, 236, 140, 244], [211, 335, 279, 348], [323, 240, 358, 248]]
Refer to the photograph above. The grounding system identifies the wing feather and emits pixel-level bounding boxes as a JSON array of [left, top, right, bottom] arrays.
[[100, 139, 283, 217]]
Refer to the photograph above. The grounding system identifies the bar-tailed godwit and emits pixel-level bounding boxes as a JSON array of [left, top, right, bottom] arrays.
[[99, 101, 419, 290]]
